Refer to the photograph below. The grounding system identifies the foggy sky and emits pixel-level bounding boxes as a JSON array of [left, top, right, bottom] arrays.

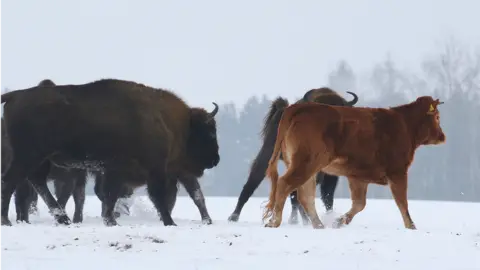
[[2, 0, 479, 109]]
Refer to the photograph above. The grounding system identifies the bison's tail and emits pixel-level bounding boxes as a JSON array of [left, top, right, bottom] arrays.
[[261, 97, 289, 139], [1, 91, 18, 104]]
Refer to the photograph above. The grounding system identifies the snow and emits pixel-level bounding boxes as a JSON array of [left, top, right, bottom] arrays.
[[2, 196, 480, 270]]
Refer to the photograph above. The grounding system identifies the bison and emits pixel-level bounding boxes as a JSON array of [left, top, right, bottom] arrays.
[[228, 87, 358, 224], [2, 79, 132, 224], [263, 96, 445, 229], [1, 78, 220, 227]]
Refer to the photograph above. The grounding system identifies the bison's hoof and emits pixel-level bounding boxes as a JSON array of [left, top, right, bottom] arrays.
[[113, 211, 121, 219], [202, 218, 213, 225], [16, 219, 30, 224], [312, 223, 325, 229], [288, 216, 299, 225], [228, 213, 239, 222], [29, 207, 39, 215], [103, 218, 118, 227], [1, 217, 12, 226], [56, 215, 72, 226], [73, 215, 83, 224]]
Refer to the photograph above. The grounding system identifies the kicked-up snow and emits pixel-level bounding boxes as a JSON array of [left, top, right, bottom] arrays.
[[1, 195, 480, 270]]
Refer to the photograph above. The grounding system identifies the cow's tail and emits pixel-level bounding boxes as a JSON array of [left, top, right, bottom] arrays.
[[1, 91, 18, 104], [262, 104, 290, 223]]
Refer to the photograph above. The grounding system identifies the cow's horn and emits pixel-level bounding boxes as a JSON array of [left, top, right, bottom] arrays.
[[346, 91, 359, 106], [208, 102, 219, 119]]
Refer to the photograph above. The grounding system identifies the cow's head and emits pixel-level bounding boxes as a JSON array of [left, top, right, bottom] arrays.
[[416, 96, 446, 145], [185, 102, 220, 177]]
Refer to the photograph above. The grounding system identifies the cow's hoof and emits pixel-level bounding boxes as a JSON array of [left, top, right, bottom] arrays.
[[56, 215, 72, 225], [202, 218, 213, 225], [332, 217, 347, 229], [228, 213, 239, 222]]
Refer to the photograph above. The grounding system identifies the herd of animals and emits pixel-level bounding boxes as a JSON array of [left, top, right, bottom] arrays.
[[0, 78, 445, 230]]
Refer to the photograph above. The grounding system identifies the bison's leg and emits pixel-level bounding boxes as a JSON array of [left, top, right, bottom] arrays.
[[146, 168, 177, 226], [114, 183, 135, 218], [159, 179, 178, 221], [93, 174, 105, 216], [320, 173, 338, 212], [53, 175, 75, 213], [28, 187, 39, 215], [389, 175, 416, 230], [2, 159, 31, 226], [288, 191, 310, 225], [179, 175, 212, 225], [72, 172, 87, 223], [288, 191, 300, 224], [14, 180, 36, 223], [297, 176, 324, 229], [28, 162, 71, 225], [228, 144, 273, 222], [100, 169, 125, 226], [333, 178, 367, 228]]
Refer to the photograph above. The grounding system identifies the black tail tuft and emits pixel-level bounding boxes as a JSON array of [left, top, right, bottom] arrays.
[[261, 97, 289, 139]]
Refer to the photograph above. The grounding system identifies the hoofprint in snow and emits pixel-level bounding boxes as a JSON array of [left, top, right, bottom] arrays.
[[1, 196, 479, 270]]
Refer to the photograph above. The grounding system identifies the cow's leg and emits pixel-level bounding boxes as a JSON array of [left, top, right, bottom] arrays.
[[333, 178, 368, 228], [2, 160, 29, 226], [146, 167, 176, 226], [389, 175, 416, 230], [179, 174, 212, 225], [28, 162, 71, 225], [320, 173, 338, 212], [72, 173, 87, 223], [297, 175, 324, 229], [14, 180, 36, 223]]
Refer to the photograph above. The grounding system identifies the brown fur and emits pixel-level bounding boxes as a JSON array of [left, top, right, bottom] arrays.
[[263, 96, 446, 229]]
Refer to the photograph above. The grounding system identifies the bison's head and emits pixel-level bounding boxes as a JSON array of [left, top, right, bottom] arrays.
[[416, 96, 446, 145], [185, 102, 220, 177], [304, 88, 359, 106], [37, 79, 56, 87]]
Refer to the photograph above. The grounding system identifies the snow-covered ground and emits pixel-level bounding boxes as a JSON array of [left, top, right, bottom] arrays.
[[2, 195, 479, 270]]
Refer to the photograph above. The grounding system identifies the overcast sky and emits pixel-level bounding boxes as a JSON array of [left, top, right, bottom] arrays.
[[2, 0, 479, 109]]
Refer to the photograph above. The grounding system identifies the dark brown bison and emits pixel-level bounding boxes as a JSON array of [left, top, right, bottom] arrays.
[[228, 87, 359, 224], [1, 78, 220, 227]]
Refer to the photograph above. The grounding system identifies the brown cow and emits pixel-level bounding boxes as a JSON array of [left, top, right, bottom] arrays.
[[263, 96, 446, 230]]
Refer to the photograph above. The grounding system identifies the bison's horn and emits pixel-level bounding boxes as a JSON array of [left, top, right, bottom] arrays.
[[302, 89, 315, 101], [208, 102, 219, 119], [346, 91, 359, 106]]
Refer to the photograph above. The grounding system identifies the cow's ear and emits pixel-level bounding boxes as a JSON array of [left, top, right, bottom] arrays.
[[426, 104, 436, 115]]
